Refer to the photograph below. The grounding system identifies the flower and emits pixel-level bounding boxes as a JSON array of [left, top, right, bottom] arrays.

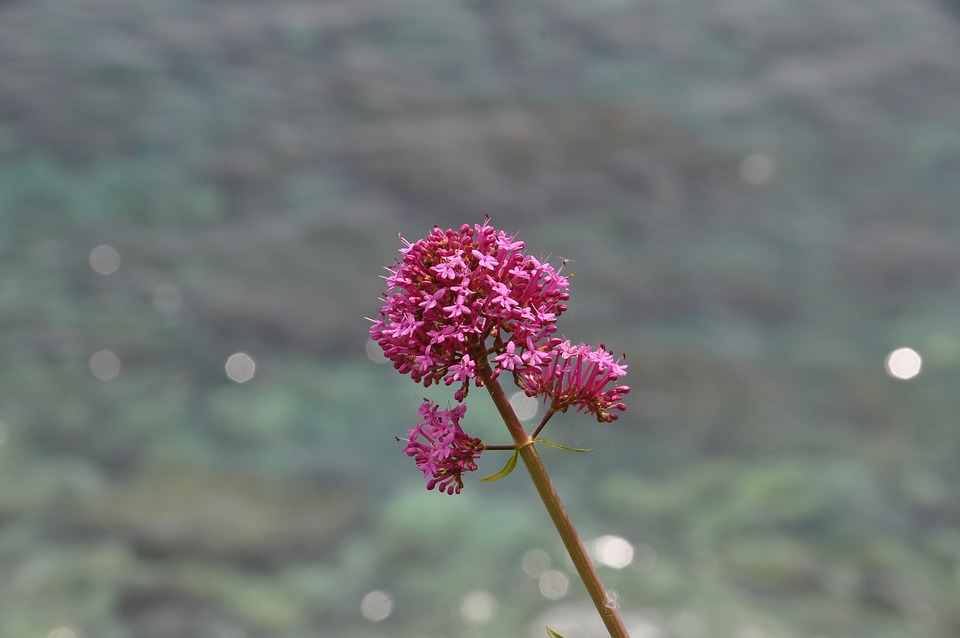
[[493, 340, 523, 371], [401, 400, 484, 494], [519, 341, 630, 423], [370, 218, 570, 394]]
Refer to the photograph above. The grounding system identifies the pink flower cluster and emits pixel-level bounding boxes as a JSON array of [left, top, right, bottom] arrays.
[[370, 219, 570, 399], [401, 400, 484, 495], [372, 219, 629, 493], [519, 340, 630, 423]]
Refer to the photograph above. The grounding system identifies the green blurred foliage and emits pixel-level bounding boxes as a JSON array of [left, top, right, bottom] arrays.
[[1, 0, 959, 636]]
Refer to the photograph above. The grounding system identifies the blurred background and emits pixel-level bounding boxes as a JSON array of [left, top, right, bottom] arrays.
[[2, 0, 960, 637]]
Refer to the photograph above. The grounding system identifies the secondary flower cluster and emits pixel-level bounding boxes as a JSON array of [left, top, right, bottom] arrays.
[[400, 400, 484, 495], [370, 219, 570, 400], [372, 219, 629, 493], [519, 340, 630, 423]]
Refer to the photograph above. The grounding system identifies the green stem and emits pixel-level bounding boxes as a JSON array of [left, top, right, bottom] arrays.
[[483, 443, 519, 451], [475, 359, 631, 638], [530, 408, 557, 440]]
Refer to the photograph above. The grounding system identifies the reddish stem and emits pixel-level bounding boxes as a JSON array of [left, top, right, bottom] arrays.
[[475, 358, 631, 638]]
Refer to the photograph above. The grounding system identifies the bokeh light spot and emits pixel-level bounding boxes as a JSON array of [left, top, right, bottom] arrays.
[[90, 350, 120, 381], [48, 628, 83, 638], [460, 590, 498, 623], [522, 547, 552, 578], [885, 347, 921, 380], [366, 339, 388, 364], [592, 535, 634, 569], [510, 391, 538, 421], [153, 283, 183, 314], [538, 569, 569, 600], [89, 244, 120, 275], [739, 153, 774, 185], [360, 589, 393, 622], [225, 353, 256, 383]]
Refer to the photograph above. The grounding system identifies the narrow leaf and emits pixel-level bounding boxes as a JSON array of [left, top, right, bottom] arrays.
[[479, 450, 519, 482], [534, 438, 593, 453], [545, 626, 568, 638]]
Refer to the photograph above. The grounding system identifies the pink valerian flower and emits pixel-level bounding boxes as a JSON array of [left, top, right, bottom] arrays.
[[447, 354, 476, 384], [519, 340, 630, 423], [401, 400, 484, 494], [493, 340, 523, 371], [370, 218, 570, 394]]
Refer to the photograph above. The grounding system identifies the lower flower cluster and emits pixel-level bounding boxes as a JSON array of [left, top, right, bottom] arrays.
[[400, 399, 484, 495]]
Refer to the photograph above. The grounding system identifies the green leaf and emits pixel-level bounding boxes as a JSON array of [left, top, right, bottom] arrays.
[[479, 450, 520, 482], [534, 438, 593, 453], [545, 626, 568, 638]]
